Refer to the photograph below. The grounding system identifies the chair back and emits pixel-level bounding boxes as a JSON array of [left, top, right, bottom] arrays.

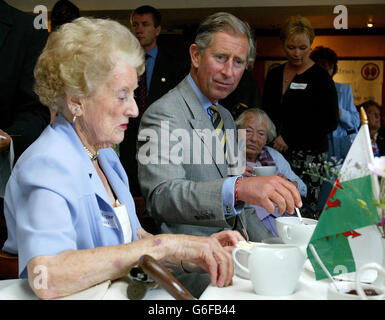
[[134, 196, 159, 234], [0, 250, 18, 279]]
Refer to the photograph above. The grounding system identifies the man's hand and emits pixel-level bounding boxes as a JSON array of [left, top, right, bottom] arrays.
[[277, 173, 298, 189], [0, 129, 11, 153], [237, 175, 302, 214]]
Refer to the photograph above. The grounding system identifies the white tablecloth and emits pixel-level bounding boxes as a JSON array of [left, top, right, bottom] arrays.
[[0, 266, 345, 300], [0, 277, 174, 300], [200, 265, 331, 300]]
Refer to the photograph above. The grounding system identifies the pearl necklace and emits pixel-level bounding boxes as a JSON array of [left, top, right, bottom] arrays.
[[83, 146, 99, 161]]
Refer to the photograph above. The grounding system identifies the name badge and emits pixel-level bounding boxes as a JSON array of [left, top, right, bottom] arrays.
[[290, 82, 307, 90], [101, 211, 118, 229]]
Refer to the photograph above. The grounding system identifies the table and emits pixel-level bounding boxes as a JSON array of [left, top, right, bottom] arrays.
[[200, 265, 332, 300], [0, 264, 332, 300], [0, 277, 174, 300]]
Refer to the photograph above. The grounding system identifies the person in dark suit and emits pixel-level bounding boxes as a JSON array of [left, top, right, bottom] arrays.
[[0, 0, 49, 247], [119, 5, 189, 197]]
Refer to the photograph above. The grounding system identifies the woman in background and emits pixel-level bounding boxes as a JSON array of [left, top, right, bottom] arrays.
[[262, 15, 339, 219], [236, 108, 306, 236], [310, 46, 360, 162], [310, 46, 360, 212], [359, 100, 385, 157]]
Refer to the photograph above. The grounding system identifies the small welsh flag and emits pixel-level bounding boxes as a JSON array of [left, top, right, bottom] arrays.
[[307, 108, 382, 281]]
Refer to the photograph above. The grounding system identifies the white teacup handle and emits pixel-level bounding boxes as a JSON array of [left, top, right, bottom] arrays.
[[355, 262, 385, 300], [283, 225, 292, 240], [232, 248, 251, 277]]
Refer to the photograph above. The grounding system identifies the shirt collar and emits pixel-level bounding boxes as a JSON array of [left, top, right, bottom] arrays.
[[146, 45, 158, 60], [187, 74, 217, 114]]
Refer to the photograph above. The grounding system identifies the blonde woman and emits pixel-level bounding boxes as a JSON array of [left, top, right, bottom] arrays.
[[261, 15, 339, 219]]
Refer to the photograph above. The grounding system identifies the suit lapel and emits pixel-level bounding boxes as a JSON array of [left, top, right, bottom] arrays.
[[147, 49, 172, 106], [98, 154, 127, 206], [178, 78, 228, 177], [88, 166, 113, 209]]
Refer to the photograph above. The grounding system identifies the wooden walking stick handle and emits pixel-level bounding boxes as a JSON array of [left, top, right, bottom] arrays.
[[139, 254, 196, 300]]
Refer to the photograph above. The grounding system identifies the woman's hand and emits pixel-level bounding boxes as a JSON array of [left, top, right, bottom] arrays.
[[167, 234, 236, 288], [242, 165, 254, 177], [273, 135, 288, 153], [210, 230, 244, 252], [0, 129, 11, 153]]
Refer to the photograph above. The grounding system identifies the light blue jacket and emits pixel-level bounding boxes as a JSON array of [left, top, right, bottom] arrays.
[[3, 115, 141, 278], [329, 83, 360, 161]]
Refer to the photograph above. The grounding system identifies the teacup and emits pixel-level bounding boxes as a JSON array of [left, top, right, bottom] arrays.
[[275, 217, 317, 256], [355, 262, 385, 300], [327, 281, 385, 300], [232, 243, 305, 296], [252, 166, 277, 176], [233, 241, 258, 279], [327, 262, 385, 300]]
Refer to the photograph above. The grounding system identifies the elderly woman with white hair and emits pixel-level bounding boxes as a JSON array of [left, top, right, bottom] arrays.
[[2, 17, 243, 299], [236, 108, 307, 236]]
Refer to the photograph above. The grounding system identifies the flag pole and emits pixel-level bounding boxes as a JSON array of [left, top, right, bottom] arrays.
[[308, 244, 341, 292], [360, 107, 380, 200]]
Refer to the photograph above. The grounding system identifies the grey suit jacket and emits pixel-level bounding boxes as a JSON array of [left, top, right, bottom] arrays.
[[137, 76, 272, 240]]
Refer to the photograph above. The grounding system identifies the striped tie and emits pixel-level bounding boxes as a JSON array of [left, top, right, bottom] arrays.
[[208, 105, 227, 160]]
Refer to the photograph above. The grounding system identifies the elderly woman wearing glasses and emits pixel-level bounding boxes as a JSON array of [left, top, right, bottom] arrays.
[[236, 108, 307, 236], [2, 17, 243, 299]]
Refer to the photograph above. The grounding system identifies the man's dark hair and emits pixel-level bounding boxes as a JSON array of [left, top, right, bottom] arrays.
[[310, 46, 338, 76], [130, 5, 162, 27], [51, 0, 80, 32]]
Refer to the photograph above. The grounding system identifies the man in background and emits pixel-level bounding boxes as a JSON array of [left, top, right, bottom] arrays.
[[119, 5, 189, 197]]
